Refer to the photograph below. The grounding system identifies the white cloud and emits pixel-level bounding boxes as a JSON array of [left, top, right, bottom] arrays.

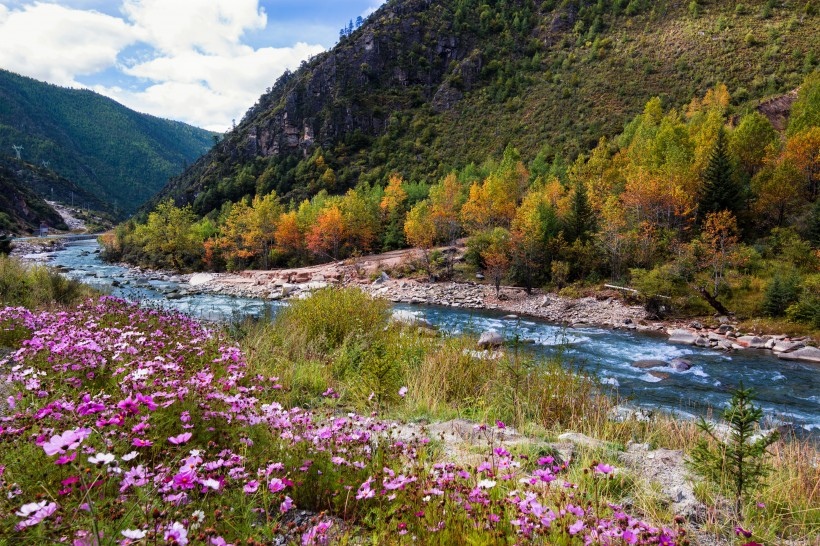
[[121, 0, 267, 56], [0, 2, 137, 85], [0, 0, 325, 131], [99, 41, 323, 131]]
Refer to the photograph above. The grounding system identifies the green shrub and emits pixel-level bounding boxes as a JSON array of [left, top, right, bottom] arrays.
[[274, 286, 390, 356], [0, 256, 96, 309]]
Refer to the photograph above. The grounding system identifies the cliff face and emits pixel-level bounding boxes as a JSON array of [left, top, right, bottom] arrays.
[[148, 0, 819, 217]]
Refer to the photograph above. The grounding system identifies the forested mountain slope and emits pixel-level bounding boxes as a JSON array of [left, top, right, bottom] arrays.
[[0, 69, 215, 214], [149, 0, 818, 215], [0, 162, 67, 235]]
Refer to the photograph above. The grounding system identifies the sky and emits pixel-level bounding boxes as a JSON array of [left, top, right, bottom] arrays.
[[0, 0, 384, 131]]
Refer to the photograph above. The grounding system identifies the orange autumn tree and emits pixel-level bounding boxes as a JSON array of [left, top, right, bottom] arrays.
[[341, 189, 379, 255], [274, 210, 305, 262], [307, 205, 347, 260], [783, 127, 820, 200], [481, 227, 512, 297], [693, 210, 741, 314]]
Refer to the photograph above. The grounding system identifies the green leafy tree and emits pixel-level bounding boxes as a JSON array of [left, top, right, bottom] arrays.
[[808, 198, 820, 248], [690, 386, 779, 518], [700, 127, 742, 219]]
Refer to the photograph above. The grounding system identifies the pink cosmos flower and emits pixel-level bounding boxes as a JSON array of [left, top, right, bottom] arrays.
[[168, 432, 192, 445], [568, 520, 585, 535], [495, 420, 506, 429], [15, 501, 58, 529], [244, 480, 260, 494], [398, 386, 407, 397], [164, 522, 188, 546], [594, 463, 614, 474], [41, 428, 90, 457], [280, 496, 294, 512], [55, 452, 77, 465], [268, 478, 286, 493], [132, 438, 152, 447]]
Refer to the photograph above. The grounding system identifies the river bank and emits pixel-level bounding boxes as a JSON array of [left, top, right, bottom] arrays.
[[15, 237, 820, 366], [108, 256, 820, 367]]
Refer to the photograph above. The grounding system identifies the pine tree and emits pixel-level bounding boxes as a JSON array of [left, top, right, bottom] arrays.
[[809, 198, 820, 248], [700, 127, 742, 219], [689, 386, 779, 518], [762, 274, 801, 317], [567, 180, 595, 242]]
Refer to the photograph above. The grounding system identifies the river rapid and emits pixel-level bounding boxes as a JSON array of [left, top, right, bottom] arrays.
[[43, 239, 820, 435]]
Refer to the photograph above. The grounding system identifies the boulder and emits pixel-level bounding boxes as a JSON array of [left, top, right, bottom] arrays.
[[649, 371, 670, 380], [477, 330, 504, 349], [694, 336, 710, 348], [772, 340, 805, 354], [281, 284, 298, 297], [734, 335, 767, 349], [632, 360, 667, 369], [557, 432, 608, 450], [689, 321, 704, 330], [667, 329, 698, 345], [669, 358, 692, 372], [777, 346, 820, 364], [475, 273, 485, 280], [372, 271, 390, 285], [717, 324, 734, 334], [189, 273, 214, 286]]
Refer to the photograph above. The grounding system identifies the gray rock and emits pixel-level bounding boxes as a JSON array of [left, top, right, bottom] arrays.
[[475, 273, 485, 280], [777, 346, 820, 364], [372, 271, 390, 285], [694, 336, 710, 348], [632, 360, 667, 369], [558, 432, 608, 450], [772, 340, 805, 354], [717, 324, 735, 334], [477, 330, 504, 349], [619, 445, 703, 521], [668, 329, 698, 345], [735, 335, 767, 349], [689, 321, 703, 330], [281, 283, 298, 297], [669, 358, 692, 372]]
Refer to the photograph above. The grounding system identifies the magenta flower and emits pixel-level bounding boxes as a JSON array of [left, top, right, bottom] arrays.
[[55, 452, 77, 465], [268, 478, 286, 493], [41, 428, 90, 457], [568, 519, 585, 535], [495, 420, 506, 429], [168, 432, 192, 445], [735, 526, 753, 538], [594, 463, 614, 474], [244, 480, 260, 494], [280, 495, 294, 512], [164, 522, 188, 546]]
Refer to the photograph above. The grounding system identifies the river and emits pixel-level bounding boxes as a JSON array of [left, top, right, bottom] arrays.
[[43, 239, 820, 434]]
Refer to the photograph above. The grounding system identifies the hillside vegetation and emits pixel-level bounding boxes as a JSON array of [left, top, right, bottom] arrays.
[[146, 0, 818, 213], [0, 69, 215, 214], [0, 161, 66, 234]]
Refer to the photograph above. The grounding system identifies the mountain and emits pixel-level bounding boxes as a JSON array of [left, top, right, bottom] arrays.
[[0, 69, 216, 214], [148, 0, 819, 216], [0, 161, 67, 234]]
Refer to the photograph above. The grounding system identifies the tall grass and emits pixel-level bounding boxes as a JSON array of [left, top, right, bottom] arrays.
[[0, 255, 96, 309], [237, 286, 819, 541]]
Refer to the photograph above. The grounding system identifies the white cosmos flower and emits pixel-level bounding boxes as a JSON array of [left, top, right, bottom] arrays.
[[477, 479, 497, 489], [122, 529, 147, 539], [122, 451, 139, 461], [88, 453, 116, 465]]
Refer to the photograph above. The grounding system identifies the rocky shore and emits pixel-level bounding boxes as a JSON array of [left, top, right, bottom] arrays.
[[15, 242, 820, 366]]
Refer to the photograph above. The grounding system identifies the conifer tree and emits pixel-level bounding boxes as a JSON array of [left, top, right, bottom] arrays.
[[809, 198, 820, 248], [567, 180, 595, 242], [690, 386, 779, 518], [699, 127, 742, 219]]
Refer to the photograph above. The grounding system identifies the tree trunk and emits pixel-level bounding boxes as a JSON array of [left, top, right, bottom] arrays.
[[696, 286, 731, 316]]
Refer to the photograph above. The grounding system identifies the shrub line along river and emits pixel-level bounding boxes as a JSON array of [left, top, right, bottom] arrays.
[[37, 239, 820, 435]]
